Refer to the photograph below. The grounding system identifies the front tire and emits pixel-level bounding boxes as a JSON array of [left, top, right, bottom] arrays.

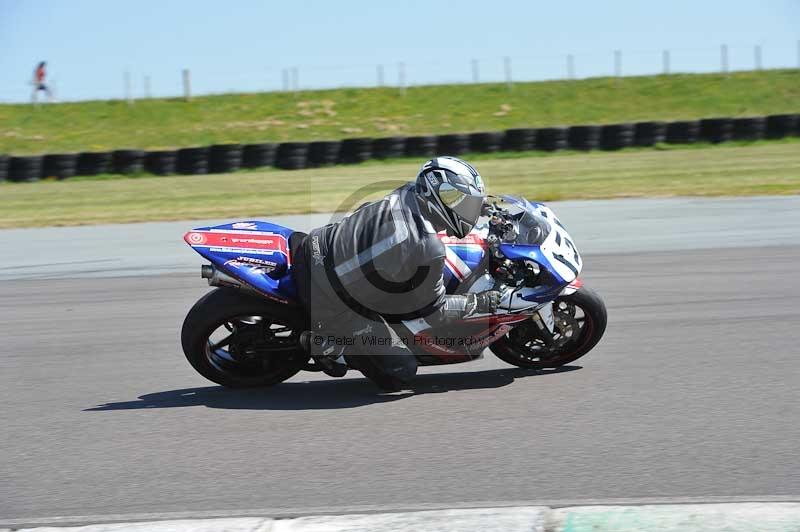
[[490, 286, 607, 369], [181, 288, 307, 388]]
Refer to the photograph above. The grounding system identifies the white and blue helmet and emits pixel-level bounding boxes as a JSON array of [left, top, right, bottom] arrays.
[[415, 156, 486, 238]]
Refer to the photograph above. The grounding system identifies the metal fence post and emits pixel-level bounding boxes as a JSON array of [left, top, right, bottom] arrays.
[[754, 45, 762, 70], [124, 71, 132, 105], [377, 64, 384, 87], [567, 54, 575, 79], [614, 50, 622, 78], [662, 50, 670, 74], [182, 68, 191, 101], [720, 44, 729, 75], [398, 62, 406, 96], [503, 56, 512, 91], [471, 59, 479, 84]]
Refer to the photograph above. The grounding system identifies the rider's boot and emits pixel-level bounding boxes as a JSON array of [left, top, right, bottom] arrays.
[[299, 331, 348, 378]]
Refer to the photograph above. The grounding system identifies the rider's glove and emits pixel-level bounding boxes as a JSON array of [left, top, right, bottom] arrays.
[[472, 290, 502, 314]]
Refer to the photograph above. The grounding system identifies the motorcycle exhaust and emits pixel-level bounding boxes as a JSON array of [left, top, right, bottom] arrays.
[[201, 264, 245, 290]]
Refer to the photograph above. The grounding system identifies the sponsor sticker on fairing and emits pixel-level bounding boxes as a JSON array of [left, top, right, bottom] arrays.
[[231, 222, 258, 230]]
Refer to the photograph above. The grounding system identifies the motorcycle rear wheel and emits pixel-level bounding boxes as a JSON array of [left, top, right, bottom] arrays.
[[181, 288, 307, 388], [489, 286, 607, 369]]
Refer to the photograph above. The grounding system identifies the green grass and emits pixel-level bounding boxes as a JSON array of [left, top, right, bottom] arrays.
[[1, 70, 798, 155], [2, 141, 798, 228]]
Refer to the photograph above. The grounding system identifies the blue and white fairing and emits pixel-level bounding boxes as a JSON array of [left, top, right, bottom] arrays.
[[183, 220, 298, 303], [498, 195, 581, 288], [442, 195, 582, 304]]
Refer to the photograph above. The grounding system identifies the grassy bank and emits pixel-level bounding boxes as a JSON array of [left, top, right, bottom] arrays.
[[1, 70, 798, 155], [1, 141, 798, 228]]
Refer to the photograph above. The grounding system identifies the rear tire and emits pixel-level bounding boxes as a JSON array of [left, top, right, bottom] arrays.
[[181, 288, 307, 388], [490, 286, 607, 369]]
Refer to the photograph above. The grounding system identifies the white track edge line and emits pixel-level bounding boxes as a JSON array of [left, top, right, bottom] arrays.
[[2, 496, 799, 527]]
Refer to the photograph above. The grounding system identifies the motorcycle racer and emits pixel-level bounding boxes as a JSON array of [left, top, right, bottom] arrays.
[[293, 157, 501, 390]]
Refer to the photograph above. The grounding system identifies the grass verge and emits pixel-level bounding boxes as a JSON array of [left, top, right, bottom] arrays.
[[1, 70, 798, 155]]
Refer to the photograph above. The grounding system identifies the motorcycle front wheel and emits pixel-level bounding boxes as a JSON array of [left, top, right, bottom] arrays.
[[181, 288, 307, 388], [489, 286, 607, 369]]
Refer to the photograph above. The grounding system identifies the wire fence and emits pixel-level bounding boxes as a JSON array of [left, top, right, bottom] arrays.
[[1, 41, 799, 104]]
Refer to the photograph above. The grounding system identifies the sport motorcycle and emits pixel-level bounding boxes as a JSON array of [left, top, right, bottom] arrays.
[[181, 195, 607, 387]]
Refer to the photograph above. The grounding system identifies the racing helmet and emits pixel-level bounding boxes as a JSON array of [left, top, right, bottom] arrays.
[[415, 156, 486, 238]]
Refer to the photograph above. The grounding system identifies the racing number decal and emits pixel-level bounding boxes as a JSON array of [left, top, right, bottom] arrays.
[[539, 207, 581, 281]]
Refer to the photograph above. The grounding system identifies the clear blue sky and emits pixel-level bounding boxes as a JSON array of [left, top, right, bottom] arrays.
[[1, 0, 798, 102]]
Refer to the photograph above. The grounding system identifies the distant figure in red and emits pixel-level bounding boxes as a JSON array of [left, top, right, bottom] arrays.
[[32, 61, 52, 103]]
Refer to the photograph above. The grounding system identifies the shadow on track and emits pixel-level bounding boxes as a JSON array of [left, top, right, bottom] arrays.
[[86, 366, 580, 412]]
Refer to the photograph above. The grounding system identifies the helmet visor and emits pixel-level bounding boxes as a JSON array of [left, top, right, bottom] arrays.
[[440, 184, 485, 233]]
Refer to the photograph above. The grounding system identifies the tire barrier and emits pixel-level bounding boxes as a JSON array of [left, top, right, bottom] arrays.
[[372, 137, 407, 159], [144, 150, 178, 175], [176, 147, 210, 175], [77, 151, 112, 176], [469, 131, 505, 153], [665, 120, 700, 144], [43, 153, 78, 179], [535, 127, 568, 151], [8, 155, 43, 182], [633, 121, 666, 146], [437, 133, 470, 155], [567, 125, 601, 151], [308, 140, 342, 168], [0, 154, 8, 182], [404, 135, 438, 157], [339, 137, 373, 164], [307, 141, 341, 167], [112, 149, 145, 175], [765, 114, 799, 139], [209, 144, 243, 173], [275, 142, 309, 170], [241, 143, 277, 169], [9, 113, 798, 178], [731, 117, 766, 141], [599, 123, 634, 150], [698, 118, 733, 144], [503, 128, 537, 151]]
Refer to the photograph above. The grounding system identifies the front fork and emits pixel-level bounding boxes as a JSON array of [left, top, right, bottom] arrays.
[[530, 301, 556, 346]]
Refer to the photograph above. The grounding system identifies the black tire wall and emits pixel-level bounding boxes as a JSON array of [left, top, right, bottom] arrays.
[[372, 137, 406, 159], [339, 138, 373, 163], [241, 143, 277, 169], [765, 114, 799, 139], [404, 136, 438, 157], [665, 121, 700, 144], [731, 117, 766, 141], [599, 123, 634, 150], [567, 125, 600, 150], [437, 133, 470, 155], [503, 128, 537, 151], [145, 150, 178, 175], [8, 156, 43, 182], [275, 142, 309, 170], [535, 127, 568, 151], [77, 151, 112, 176], [209, 144, 243, 173], [43, 153, 78, 179], [112, 150, 145, 174], [0, 155, 8, 182], [633, 121, 666, 146], [469, 131, 505, 153], [177, 147, 210, 175]]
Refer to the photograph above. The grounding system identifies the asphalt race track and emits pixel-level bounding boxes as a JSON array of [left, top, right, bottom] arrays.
[[1, 197, 799, 525]]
